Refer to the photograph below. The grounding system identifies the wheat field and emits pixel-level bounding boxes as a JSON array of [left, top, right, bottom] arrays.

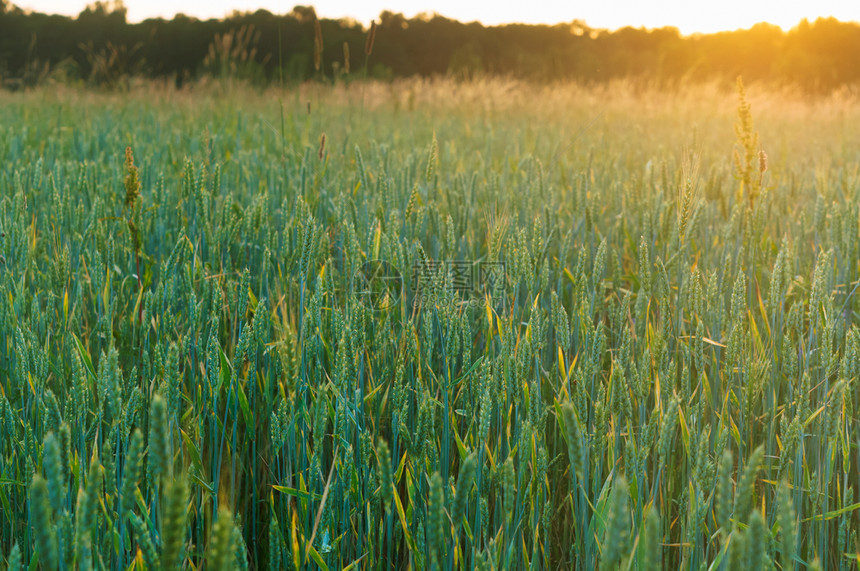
[[0, 78, 859, 570]]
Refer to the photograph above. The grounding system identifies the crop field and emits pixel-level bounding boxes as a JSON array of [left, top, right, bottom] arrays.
[[1, 78, 860, 570]]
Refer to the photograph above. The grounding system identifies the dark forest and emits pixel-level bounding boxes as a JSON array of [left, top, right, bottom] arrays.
[[1, 1, 859, 91]]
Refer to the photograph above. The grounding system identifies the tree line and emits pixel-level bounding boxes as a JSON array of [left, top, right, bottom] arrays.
[[1, 0, 859, 92]]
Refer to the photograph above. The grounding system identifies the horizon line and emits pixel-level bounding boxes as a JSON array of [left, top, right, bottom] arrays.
[[6, 2, 858, 37]]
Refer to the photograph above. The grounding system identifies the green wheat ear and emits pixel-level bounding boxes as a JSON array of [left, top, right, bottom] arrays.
[[716, 449, 734, 536], [658, 396, 679, 468], [734, 446, 764, 524], [746, 510, 767, 570], [727, 525, 747, 569], [451, 453, 477, 530], [733, 76, 761, 209], [428, 472, 446, 567], [426, 134, 438, 183], [42, 432, 64, 512], [74, 487, 93, 565], [147, 393, 169, 485], [777, 482, 797, 565], [678, 151, 698, 244], [207, 506, 236, 571], [561, 403, 585, 483], [31, 474, 58, 571], [268, 514, 282, 569], [641, 508, 662, 571], [7, 543, 22, 571], [76, 451, 102, 556], [160, 476, 188, 570], [131, 513, 160, 570], [120, 429, 144, 521], [232, 521, 250, 570], [376, 439, 393, 507], [602, 475, 631, 569]]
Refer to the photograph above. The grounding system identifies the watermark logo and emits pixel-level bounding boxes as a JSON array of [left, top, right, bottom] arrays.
[[412, 260, 507, 307], [352, 259, 507, 310], [353, 260, 403, 310]]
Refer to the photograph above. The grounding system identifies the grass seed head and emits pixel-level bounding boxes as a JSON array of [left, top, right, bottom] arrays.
[[342, 41, 350, 73], [314, 18, 323, 71], [124, 146, 140, 209], [365, 20, 377, 56]]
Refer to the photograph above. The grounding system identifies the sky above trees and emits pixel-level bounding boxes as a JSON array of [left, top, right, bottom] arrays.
[[11, 0, 860, 34]]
